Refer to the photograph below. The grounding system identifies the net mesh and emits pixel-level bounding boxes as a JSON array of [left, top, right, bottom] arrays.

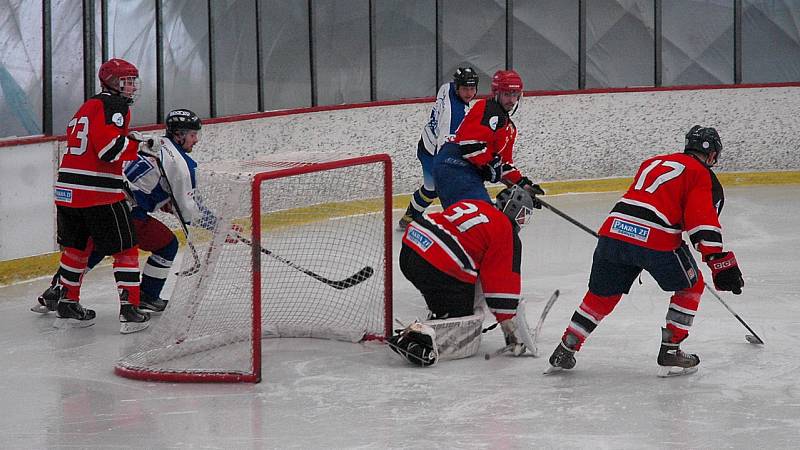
[[116, 152, 390, 381]]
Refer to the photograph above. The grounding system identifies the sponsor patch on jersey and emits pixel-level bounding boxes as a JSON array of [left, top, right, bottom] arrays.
[[407, 228, 433, 251], [488, 116, 499, 130], [55, 188, 73, 203], [610, 218, 650, 242], [112, 112, 124, 127]]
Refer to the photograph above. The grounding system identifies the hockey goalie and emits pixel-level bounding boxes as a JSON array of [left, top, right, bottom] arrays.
[[389, 184, 538, 366]]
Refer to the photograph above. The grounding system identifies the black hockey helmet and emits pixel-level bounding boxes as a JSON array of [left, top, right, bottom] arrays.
[[496, 184, 535, 231], [165, 109, 201, 137], [453, 67, 479, 88], [684, 125, 722, 161]]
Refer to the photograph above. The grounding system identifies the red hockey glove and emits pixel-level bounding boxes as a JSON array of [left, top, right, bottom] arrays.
[[706, 252, 744, 295]]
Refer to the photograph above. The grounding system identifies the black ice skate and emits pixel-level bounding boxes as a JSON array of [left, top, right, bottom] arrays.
[[31, 281, 63, 314], [119, 303, 151, 334], [657, 327, 700, 377], [544, 334, 578, 374], [138, 291, 168, 313], [53, 300, 96, 328]]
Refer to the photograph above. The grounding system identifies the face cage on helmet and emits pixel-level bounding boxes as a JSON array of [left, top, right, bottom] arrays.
[[107, 76, 140, 104], [501, 196, 534, 229]]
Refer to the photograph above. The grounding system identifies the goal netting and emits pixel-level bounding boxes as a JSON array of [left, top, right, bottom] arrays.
[[115, 152, 392, 382]]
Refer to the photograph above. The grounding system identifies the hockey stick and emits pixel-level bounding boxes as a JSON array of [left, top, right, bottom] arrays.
[[535, 197, 764, 345], [530, 289, 560, 357], [152, 152, 202, 276], [233, 233, 374, 290], [703, 284, 764, 344], [484, 289, 560, 359]]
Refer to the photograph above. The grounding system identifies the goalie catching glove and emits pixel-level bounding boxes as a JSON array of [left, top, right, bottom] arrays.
[[706, 251, 744, 294], [387, 322, 438, 367]]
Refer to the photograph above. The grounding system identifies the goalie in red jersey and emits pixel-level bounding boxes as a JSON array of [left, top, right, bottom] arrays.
[[388, 183, 537, 366], [433, 69, 545, 208], [547, 126, 745, 377], [49, 58, 152, 333]]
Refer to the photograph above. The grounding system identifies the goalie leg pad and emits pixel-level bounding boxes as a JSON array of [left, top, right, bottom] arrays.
[[426, 308, 485, 361], [387, 322, 439, 367]]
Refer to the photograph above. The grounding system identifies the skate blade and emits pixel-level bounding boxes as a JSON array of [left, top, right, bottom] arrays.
[[120, 321, 151, 334], [31, 304, 51, 314], [657, 365, 698, 378], [52, 317, 95, 329], [543, 365, 566, 375]]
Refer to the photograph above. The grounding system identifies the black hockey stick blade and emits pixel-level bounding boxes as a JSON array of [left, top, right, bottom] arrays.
[[235, 233, 374, 290]]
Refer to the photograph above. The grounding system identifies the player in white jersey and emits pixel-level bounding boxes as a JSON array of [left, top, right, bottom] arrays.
[[398, 67, 479, 230]]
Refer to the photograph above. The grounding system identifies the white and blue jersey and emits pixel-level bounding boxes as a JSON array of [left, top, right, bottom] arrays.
[[420, 82, 472, 156], [124, 137, 208, 225]]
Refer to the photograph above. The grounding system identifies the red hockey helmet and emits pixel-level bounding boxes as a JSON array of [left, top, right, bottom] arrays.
[[490, 70, 523, 95], [98, 58, 140, 103]]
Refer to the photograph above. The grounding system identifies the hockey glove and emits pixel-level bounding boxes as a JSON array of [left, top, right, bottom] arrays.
[[517, 177, 544, 209], [706, 252, 744, 294], [481, 155, 504, 183], [128, 131, 158, 158]]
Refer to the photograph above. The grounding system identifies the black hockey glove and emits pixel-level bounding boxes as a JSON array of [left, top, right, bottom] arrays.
[[706, 252, 744, 295], [481, 155, 504, 183], [518, 177, 544, 209]]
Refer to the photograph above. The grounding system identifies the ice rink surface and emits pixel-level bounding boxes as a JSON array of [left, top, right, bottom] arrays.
[[1, 185, 798, 448]]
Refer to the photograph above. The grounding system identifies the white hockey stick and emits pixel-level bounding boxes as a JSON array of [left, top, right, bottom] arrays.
[[530, 289, 560, 357], [152, 153, 202, 276]]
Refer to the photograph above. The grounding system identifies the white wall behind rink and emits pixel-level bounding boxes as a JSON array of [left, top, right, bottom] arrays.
[[1, 85, 799, 261]]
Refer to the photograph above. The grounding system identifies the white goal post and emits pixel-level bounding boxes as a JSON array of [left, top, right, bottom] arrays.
[[115, 152, 393, 383]]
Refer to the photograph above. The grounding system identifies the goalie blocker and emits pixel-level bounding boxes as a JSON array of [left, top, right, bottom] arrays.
[[389, 183, 537, 366]]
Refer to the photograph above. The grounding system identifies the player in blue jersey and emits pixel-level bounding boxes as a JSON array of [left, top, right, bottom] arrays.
[[397, 67, 479, 230], [32, 109, 209, 318]]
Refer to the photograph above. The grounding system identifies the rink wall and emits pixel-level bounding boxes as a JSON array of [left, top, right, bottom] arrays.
[[2, 84, 800, 284]]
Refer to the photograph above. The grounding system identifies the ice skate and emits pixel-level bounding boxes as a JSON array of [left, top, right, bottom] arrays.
[[31, 283, 63, 314], [53, 300, 96, 328], [657, 327, 699, 377], [544, 333, 578, 374], [120, 303, 151, 334], [138, 291, 168, 313]]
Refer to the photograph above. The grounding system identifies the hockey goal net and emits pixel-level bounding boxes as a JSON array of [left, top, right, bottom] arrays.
[[115, 152, 392, 383]]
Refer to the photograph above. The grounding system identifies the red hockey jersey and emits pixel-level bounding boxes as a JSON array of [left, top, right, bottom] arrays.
[[454, 98, 522, 184], [598, 152, 726, 259], [54, 93, 139, 208], [402, 199, 522, 321]]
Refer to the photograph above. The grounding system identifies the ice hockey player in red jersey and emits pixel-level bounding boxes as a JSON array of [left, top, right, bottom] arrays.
[[50, 58, 152, 333], [389, 183, 538, 366], [33, 109, 208, 317], [547, 125, 745, 377], [432, 69, 544, 208]]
